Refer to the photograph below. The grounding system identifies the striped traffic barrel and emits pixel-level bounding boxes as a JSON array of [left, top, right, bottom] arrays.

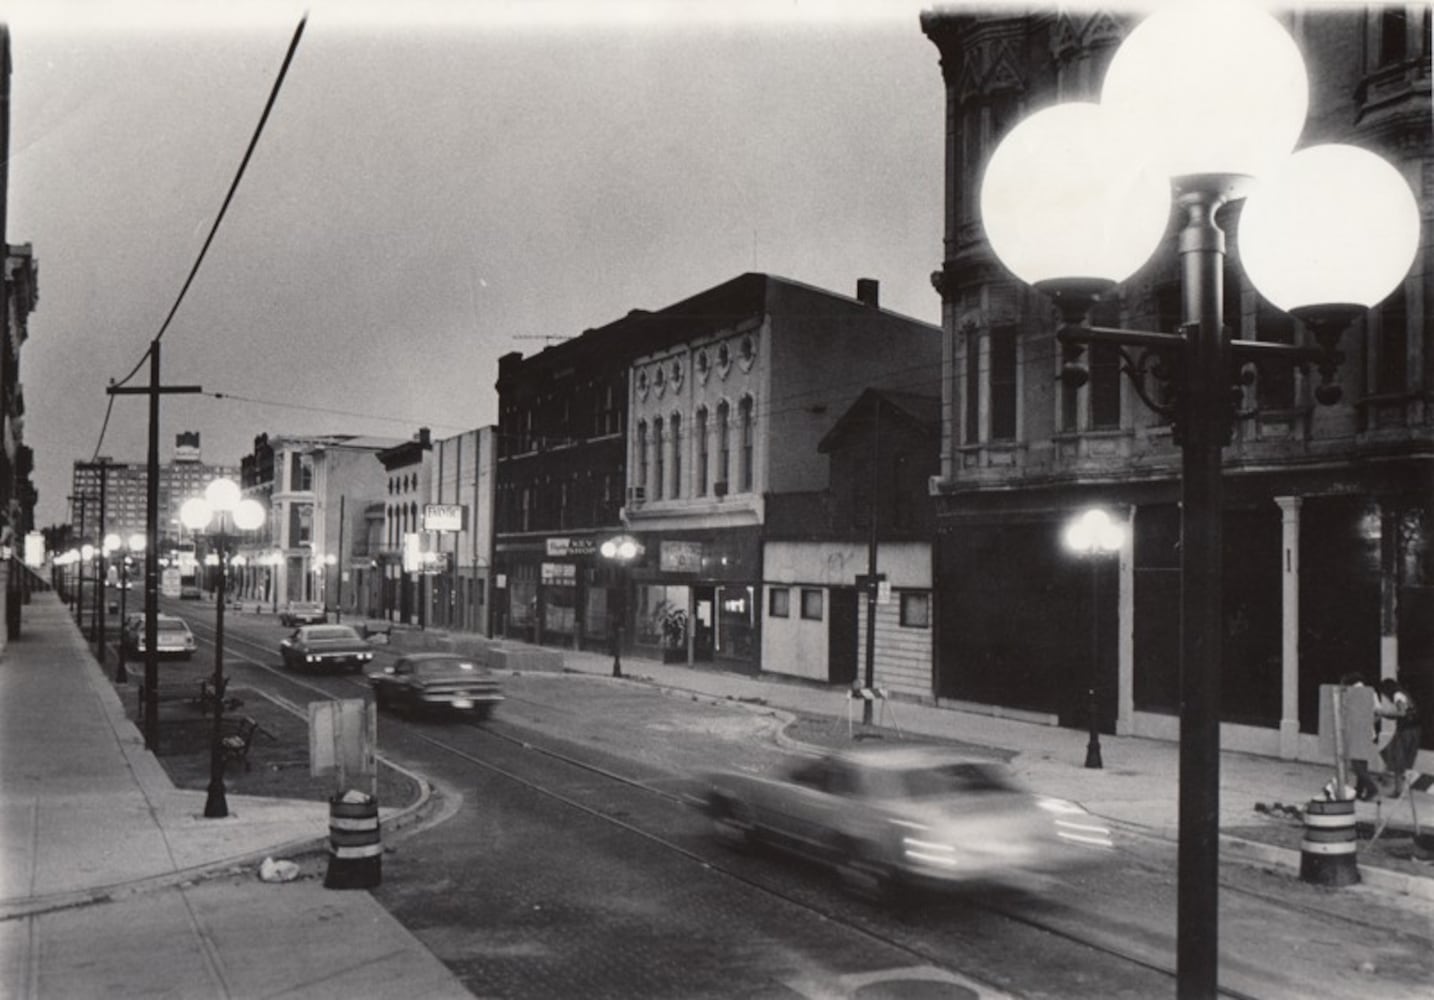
[[1299, 798, 1360, 887], [324, 793, 382, 889]]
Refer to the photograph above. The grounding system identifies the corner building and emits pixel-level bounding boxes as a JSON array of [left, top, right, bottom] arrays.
[[921, 6, 1432, 762], [494, 272, 941, 671]]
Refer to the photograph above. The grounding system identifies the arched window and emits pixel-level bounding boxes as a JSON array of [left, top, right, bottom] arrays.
[[636, 420, 649, 497], [739, 396, 755, 491], [716, 400, 731, 490], [653, 417, 665, 500], [670, 412, 683, 499], [695, 406, 709, 496]]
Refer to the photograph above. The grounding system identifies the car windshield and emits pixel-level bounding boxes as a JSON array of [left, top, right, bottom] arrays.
[[305, 626, 361, 641], [157, 620, 189, 633], [877, 762, 1018, 799], [412, 658, 478, 676]]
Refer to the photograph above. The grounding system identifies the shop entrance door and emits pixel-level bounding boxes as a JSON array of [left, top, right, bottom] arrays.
[[828, 587, 859, 685], [693, 587, 715, 662]]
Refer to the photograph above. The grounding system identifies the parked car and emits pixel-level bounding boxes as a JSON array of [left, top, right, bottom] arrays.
[[703, 744, 1113, 900], [179, 583, 203, 600], [123, 613, 198, 660], [279, 624, 374, 673], [279, 601, 326, 626], [369, 653, 503, 718]]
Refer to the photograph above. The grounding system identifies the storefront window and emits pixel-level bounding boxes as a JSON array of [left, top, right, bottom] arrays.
[[635, 584, 690, 650], [543, 583, 576, 639]]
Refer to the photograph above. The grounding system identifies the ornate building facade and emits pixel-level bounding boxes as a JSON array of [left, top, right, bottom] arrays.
[[921, 6, 1432, 760]]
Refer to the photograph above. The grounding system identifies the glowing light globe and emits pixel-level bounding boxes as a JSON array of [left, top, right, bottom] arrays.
[[1239, 144, 1421, 311], [980, 102, 1170, 286], [1102, 0, 1308, 182]]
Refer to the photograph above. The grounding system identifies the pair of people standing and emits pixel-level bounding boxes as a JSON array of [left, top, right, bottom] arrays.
[[1342, 674, 1420, 801], [1375, 677, 1422, 798]]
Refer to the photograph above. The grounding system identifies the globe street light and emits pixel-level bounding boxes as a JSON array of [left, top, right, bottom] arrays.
[[180, 478, 266, 819], [1063, 509, 1125, 770], [979, 3, 1419, 996], [113, 532, 145, 683], [79, 543, 95, 628], [100, 533, 123, 671], [599, 534, 642, 678]]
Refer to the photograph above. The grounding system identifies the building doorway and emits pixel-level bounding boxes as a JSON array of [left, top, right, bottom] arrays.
[[828, 586, 859, 685]]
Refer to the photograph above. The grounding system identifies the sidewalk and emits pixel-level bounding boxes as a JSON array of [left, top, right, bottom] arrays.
[[0, 592, 470, 999], [392, 623, 1434, 905]]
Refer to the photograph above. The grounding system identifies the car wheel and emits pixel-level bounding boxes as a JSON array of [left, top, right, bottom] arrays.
[[474, 703, 495, 722], [836, 839, 895, 904], [709, 795, 754, 851]]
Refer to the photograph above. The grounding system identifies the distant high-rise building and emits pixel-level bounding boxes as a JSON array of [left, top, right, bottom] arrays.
[[69, 433, 238, 552]]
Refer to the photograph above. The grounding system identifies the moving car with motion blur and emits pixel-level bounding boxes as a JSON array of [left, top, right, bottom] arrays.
[[122, 613, 198, 661], [369, 653, 503, 719], [704, 744, 1113, 900], [279, 600, 327, 626], [279, 624, 375, 673]]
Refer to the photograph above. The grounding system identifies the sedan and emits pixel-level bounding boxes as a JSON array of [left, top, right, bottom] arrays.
[[369, 653, 503, 719], [279, 624, 375, 673], [704, 744, 1113, 900], [123, 613, 198, 660], [279, 601, 327, 626]]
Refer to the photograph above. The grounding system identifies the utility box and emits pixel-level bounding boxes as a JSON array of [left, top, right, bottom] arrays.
[[1317, 683, 1377, 763], [309, 699, 377, 797]]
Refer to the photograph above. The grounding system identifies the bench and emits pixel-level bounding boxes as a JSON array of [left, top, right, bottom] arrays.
[[137, 684, 204, 724], [195, 679, 245, 717], [220, 716, 270, 772], [361, 621, 393, 642]]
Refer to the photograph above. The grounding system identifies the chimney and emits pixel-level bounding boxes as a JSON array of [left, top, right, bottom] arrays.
[[856, 278, 880, 308], [418, 427, 431, 448]]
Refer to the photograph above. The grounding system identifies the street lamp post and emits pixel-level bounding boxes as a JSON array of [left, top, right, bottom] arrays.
[[114, 532, 145, 684], [599, 535, 642, 679], [80, 543, 95, 635], [181, 478, 266, 819], [1063, 509, 1125, 770], [979, 4, 1420, 996], [100, 533, 123, 669]]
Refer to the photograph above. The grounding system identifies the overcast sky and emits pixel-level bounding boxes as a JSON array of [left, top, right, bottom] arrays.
[[12, 1, 1334, 529], [6, 0, 972, 528]]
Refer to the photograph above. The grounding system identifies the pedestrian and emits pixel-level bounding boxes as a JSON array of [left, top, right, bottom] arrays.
[[1375, 677, 1421, 798], [1339, 673, 1381, 801]]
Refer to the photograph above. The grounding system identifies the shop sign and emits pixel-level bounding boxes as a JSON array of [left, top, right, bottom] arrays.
[[546, 537, 597, 558], [423, 504, 466, 532], [541, 561, 577, 585], [660, 540, 704, 573]]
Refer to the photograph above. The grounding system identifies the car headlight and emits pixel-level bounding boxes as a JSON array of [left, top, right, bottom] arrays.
[[901, 836, 959, 867]]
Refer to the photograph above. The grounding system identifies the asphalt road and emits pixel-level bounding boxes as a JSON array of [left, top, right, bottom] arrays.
[[164, 599, 1434, 1000]]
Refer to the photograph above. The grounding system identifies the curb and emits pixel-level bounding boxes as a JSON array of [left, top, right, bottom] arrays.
[[0, 629, 449, 919]]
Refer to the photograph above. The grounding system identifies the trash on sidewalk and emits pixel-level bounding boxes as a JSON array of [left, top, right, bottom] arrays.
[[1254, 801, 1306, 822], [258, 857, 301, 883], [1322, 778, 1357, 802]]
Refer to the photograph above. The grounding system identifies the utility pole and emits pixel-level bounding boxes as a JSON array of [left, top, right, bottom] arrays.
[[75, 460, 112, 665], [107, 341, 201, 750], [335, 494, 345, 623], [67, 493, 87, 619], [862, 398, 881, 725]]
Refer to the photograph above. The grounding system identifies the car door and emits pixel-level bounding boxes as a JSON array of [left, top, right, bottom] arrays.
[[769, 758, 844, 856]]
